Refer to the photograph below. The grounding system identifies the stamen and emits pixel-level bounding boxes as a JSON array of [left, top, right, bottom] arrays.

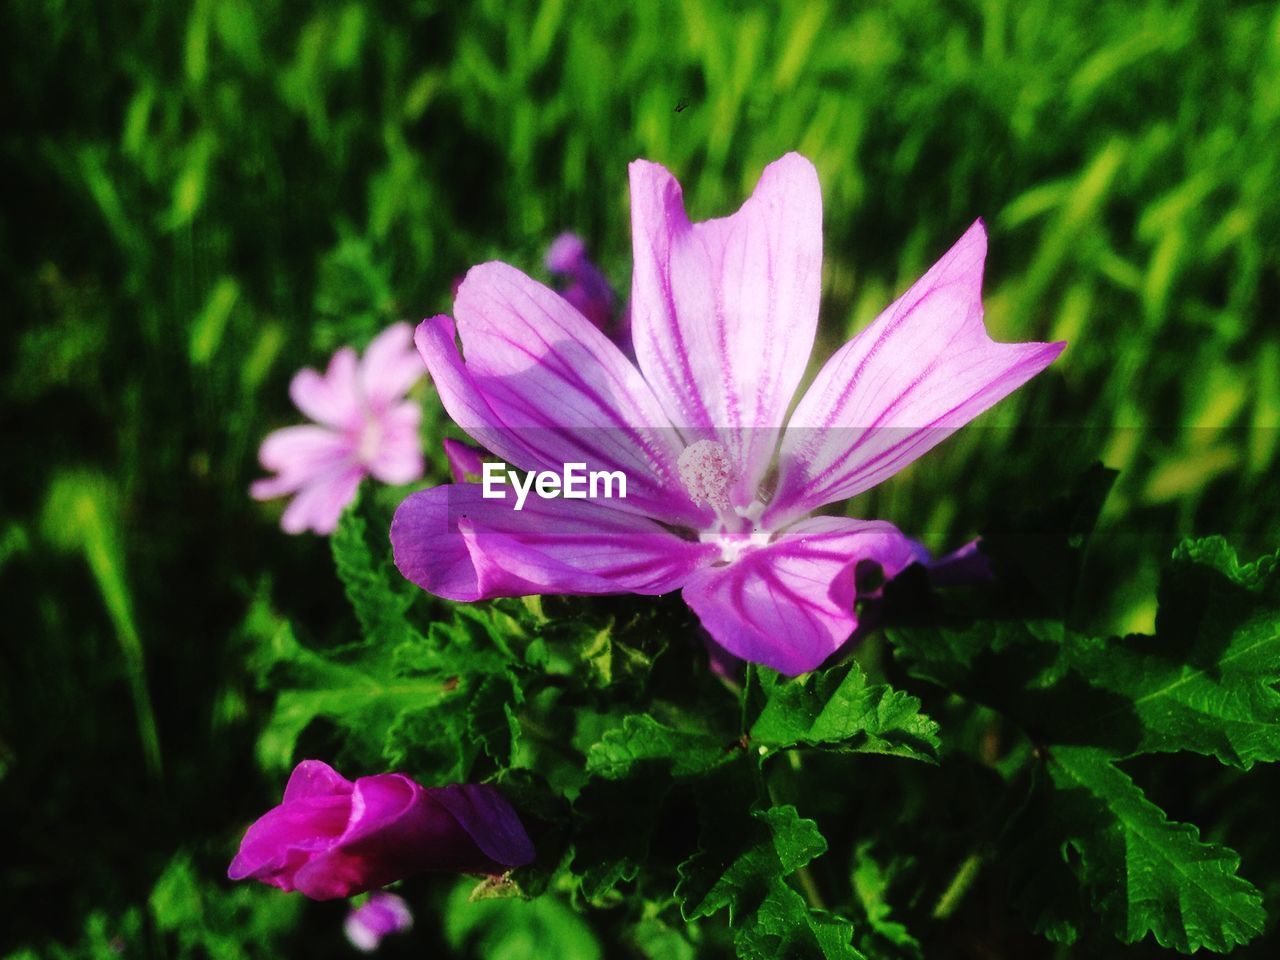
[[678, 439, 735, 513]]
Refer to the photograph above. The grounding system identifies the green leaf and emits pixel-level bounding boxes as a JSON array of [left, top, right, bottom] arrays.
[[849, 844, 922, 959], [253, 619, 464, 772], [571, 775, 668, 900], [887, 535, 1280, 953], [444, 882, 601, 960], [627, 919, 697, 960], [734, 881, 867, 960], [750, 662, 940, 763], [585, 714, 736, 780], [331, 492, 419, 648], [1046, 746, 1265, 953], [677, 805, 827, 922]]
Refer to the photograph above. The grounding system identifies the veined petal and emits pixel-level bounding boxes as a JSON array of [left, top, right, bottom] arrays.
[[290, 347, 362, 430], [443, 438, 486, 483], [766, 221, 1064, 527], [391, 483, 715, 602], [681, 517, 926, 676], [359, 322, 427, 409], [418, 263, 706, 525], [629, 153, 822, 507]]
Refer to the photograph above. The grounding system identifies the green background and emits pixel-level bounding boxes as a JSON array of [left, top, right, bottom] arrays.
[[3, 0, 1278, 956]]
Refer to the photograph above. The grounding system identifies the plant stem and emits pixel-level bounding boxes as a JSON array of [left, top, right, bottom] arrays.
[[931, 852, 985, 920]]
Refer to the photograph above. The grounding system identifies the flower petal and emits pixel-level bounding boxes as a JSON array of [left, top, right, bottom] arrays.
[[545, 231, 619, 334], [359, 322, 426, 409], [681, 517, 926, 675], [443, 438, 486, 482], [290, 347, 362, 430], [227, 793, 353, 888], [432, 783, 537, 869], [417, 262, 705, 524], [767, 221, 1065, 526], [391, 483, 715, 601], [279, 465, 365, 535], [281, 759, 355, 803], [629, 153, 822, 507], [364, 402, 424, 486], [251, 426, 351, 500]]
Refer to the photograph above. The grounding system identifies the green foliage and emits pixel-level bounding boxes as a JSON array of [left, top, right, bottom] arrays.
[[888, 480, 1280, 953], [5, 855, 299, 960], [751, 662, 940, 763], [5, 0, 1280, 956], [444, 881, 602, 960], [1046, 746, 1264, 952]]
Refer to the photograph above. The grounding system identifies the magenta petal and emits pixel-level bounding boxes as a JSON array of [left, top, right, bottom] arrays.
[[416, 294, 704, 528], [391, 484, 715, 601], [432, 783, 536, 868], [345, 892, 414, 952], [443, 438, 486, 482], [359, 322, 426, 409], [927, 538, 994, 587], [681, 517, 926, 676], [545, 231, 618, 333], [364, 402, 424, 486], [629, 153, 822, 507], [767, 221, 1065, 527], [453, 263, 704, 523], [251, 425, 350, 500], [282, 759, 355, 802], [230, 762, 536, 901], [279, 465, 364, 535], [289, 347, 362, 430]]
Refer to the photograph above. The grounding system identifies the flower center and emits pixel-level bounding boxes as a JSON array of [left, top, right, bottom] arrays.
[[356, 419, 384, 466], [678, 439, 734, 513]]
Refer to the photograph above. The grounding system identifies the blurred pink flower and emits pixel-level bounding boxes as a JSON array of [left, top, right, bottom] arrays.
[[545, 231, 620, 336], [251, 323, 426, 535], [228, 760, 535, 900], [344, 892, 414, 953]]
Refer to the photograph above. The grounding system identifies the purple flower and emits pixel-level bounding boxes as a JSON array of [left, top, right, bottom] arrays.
[[251, 323, 426, 535], [442, 438, 485, 483], [227, 760, 535, 900], [391, 153, 1064, 676], [545, 231, 621, 336], [344, 892, 414, 953]]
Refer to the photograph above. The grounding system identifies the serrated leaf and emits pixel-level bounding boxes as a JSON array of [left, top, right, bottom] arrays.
[[253, 619, 463, 772], [1054, 539, 1280, 768], [467, 672, 521, 766], [1047, 746, 1264, 953], [585, 715, 736, 780], [677, 805, 827, 922], [850, 844, 922, 959], [751, 662, 939, 763], [571, 776, 668, 900], [734, 881, 866, 960], [330, 493, 419, 648]]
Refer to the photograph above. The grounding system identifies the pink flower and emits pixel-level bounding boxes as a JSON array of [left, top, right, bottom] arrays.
[[545, 231, 625, 342], [227, 760, 535, 900], [391, 154, 1064, 676], [251, 324, 426, 535], [344, 892, 414, 952]]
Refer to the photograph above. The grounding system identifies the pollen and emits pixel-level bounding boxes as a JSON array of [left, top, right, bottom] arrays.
[[678, 439, 735, 512]]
